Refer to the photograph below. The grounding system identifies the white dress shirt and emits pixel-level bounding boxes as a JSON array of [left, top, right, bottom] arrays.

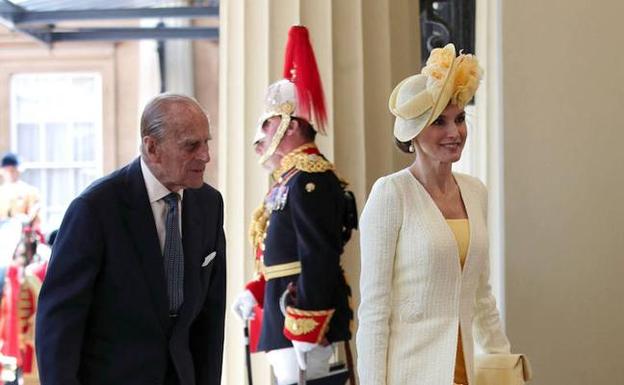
[[140, 157, 183, 253]]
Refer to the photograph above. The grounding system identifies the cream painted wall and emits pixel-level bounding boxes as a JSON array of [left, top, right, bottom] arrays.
[[194, 39, 220, 187], [502, 1, 624, 384], [115, 41, 141, 168]]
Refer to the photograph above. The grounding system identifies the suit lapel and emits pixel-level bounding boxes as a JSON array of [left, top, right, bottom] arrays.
[[122, 158, 170, 330]]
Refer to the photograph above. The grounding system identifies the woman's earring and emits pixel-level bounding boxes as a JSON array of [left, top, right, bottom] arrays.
[[409, 143, 415, 153]]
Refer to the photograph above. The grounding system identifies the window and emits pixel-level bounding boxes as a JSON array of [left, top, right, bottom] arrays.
[[10, 72, 103, 232], [419, 0, 476, 67]]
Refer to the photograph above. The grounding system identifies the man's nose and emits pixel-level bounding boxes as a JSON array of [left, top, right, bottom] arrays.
[[198, 143, 211, 163]]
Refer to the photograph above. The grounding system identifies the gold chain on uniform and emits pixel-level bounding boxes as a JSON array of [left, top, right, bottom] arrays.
[[249, 143, 336, 255], [249, 203, 269, 254]]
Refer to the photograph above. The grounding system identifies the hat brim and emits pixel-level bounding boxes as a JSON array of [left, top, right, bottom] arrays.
[[393, 59, 457, 143]]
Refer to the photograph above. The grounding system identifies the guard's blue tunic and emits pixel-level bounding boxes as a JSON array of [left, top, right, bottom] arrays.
[[257, 168, 353, 352]]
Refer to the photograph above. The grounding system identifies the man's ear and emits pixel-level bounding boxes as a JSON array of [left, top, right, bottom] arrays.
[[143, 136, 159, 161], [285, 118, 299, 137]]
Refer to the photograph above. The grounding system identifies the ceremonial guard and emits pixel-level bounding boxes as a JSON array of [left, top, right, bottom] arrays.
[[0, 154, 42, 371], [0, 225, 48, 385], [232, 26, 357, 385]]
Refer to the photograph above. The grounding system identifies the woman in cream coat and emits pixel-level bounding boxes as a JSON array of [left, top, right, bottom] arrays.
[[357, 44, 511, 385]]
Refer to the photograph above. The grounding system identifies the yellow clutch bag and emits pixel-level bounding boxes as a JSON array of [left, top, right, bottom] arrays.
[[475, 354, 532, 385]]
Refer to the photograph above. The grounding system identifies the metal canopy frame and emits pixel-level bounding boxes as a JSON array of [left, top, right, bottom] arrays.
[[0, 1, 219, 44]]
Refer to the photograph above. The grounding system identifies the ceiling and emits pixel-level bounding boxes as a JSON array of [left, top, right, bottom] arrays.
[[0, 0, 219, 44]]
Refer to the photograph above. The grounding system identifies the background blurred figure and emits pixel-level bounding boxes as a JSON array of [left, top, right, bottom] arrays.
[[0, 153, 40, 227], [0, 224, 49, 385], [0, 153, 44, 385]]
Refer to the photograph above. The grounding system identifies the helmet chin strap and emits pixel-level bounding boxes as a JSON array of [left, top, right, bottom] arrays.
[[258, 113, 292, 166]]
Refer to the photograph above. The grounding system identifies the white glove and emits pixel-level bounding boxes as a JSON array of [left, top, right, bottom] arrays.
[[292, 341, 319, 370], [231, 290, 257, 321]]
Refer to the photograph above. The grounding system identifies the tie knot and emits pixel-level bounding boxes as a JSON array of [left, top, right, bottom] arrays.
[[163, 192, 179, 207]]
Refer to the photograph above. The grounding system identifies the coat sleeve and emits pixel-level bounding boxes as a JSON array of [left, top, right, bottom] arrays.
[[191, 191, 227, 385], [35, 197, 103, 385], [356, 177, 402, 385], [282, 172, 344, 344], [472, 179, 511, 354]]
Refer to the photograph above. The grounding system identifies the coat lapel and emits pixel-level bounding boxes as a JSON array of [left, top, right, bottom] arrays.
[[406, 169, 463, 276], [406, 169, 477, 277], [122, 158, 170, 330], [455, 174, 478, 278]]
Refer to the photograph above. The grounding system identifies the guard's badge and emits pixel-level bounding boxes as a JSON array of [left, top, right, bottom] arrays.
[[283, 306, 336, 344], [285, 316, 319, 335], [305, 182, 316, 192]]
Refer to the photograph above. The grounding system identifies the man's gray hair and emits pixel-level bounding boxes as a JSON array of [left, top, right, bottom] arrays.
[[140, 93, 208, 154]]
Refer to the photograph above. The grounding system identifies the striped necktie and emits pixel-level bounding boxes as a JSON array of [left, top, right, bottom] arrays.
[[163, 192, 184, 315]]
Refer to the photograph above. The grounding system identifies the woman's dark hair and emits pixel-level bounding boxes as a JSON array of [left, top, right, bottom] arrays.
[[394, 138, 413, 154]]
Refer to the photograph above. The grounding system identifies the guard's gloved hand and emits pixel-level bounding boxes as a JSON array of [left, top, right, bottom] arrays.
[[292, 341, 319, 370], [231, 290, 257, 321]]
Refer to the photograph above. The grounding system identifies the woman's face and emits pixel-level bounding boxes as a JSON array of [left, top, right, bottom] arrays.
[[414, 103, 467, 164]]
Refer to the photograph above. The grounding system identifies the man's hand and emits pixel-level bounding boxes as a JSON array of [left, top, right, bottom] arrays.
[[231, 290, 257, 321]]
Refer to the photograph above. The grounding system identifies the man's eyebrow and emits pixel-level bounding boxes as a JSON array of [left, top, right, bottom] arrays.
[[178, 137, 197, 145]]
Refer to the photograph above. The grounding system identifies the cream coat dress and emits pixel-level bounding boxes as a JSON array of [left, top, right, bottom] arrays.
[[356, 169, 510, 385]]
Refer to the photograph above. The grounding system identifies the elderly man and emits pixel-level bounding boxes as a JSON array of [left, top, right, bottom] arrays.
[[36, 94, 226, 385]]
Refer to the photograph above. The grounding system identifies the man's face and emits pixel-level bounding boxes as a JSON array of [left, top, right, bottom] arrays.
[[146, 104, 211, 191], [0, 166, 19, 183]]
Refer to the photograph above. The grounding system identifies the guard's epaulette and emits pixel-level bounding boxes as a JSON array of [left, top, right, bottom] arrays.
[[286, 153, 352, 188], [291, 152, 334, 174], [272, 144, 335, 181]]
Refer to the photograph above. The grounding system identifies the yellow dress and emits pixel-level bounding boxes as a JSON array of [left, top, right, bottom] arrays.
[[446, 219, 470, 385]]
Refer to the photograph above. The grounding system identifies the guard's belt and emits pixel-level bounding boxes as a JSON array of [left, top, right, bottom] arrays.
[[263, 261, 301, 280]]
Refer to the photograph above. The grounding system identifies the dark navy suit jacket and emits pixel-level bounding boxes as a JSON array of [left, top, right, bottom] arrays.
[[35, 158, 226, 385]]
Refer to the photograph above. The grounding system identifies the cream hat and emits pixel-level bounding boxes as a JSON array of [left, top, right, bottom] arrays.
[[389, 43, 482, 142]]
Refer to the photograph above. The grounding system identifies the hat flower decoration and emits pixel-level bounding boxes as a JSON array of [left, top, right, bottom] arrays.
[[389, 43, 482, 142]]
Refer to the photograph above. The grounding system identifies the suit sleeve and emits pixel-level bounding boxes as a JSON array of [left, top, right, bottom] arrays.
[[35, 197, 103, 385], [192, 191, 226, 385], [472, 178, 511, 354], [356, 177, 401, 385], [282, 172, 343, 344]]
